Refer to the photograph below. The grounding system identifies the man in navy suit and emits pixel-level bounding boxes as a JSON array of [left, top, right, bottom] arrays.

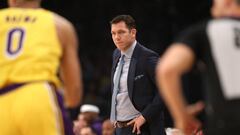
[[109, 15, 166, 135]]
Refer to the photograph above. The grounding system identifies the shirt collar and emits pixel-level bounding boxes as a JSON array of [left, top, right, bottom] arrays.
[[121, 40, 137, 59]]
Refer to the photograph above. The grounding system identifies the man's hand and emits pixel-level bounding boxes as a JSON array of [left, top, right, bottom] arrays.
[[186, 101, 204, 116], [175, 101, 204, 135], [175, 115, 201, 135], [127, 115, 146, 134]]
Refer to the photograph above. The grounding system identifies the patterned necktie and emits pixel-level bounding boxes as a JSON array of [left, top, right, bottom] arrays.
[[110, 55, 125, 121]]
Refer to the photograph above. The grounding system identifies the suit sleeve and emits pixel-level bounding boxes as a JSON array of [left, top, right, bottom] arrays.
[[141, 52, 164, 123]]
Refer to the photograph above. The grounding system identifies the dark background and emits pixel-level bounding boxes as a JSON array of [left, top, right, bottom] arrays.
[[0, 0, 211, 125]]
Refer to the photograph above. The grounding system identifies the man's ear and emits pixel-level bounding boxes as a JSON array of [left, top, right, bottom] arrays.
[[131, 28, 137, 36]]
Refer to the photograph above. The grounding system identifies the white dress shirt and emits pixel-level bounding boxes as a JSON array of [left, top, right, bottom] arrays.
[[113, 40, 141, 121]]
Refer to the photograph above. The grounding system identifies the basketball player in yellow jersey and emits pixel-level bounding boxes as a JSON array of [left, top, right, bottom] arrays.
[[0, 0, 83, 135]]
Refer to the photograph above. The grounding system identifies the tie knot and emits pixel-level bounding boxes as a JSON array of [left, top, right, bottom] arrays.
[[120, 55, 125, 64]]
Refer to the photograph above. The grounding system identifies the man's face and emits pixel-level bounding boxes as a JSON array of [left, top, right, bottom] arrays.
[[211, 0, 228, 18], [111, 21, 136, 52]]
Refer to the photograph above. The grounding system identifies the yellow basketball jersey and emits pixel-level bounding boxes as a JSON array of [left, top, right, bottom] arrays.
[[0, 8, 62, 88]]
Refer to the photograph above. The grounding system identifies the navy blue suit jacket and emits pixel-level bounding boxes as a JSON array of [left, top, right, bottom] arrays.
[[111, 43, 166, 135]]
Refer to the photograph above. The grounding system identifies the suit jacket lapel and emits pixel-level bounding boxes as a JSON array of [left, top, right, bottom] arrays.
[[128, 58, 136, 100], [128, 43, 140, 100], [111, 51, 121, 92]]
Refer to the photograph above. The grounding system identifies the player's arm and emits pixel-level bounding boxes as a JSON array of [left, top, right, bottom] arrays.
[[156, 44, 201, 135], [55, 14, 83, 108]]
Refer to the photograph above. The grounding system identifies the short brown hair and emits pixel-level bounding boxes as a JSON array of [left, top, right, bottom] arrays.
[[110, 15, 136, 30]]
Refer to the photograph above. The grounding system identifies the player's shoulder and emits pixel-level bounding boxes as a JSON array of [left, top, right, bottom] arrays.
[[185, 20, 210, 34], [0, 8, 17, 15], [51, 12, 77, 48], [53, 12, 74, 30], [174, 19, 210, 42], [0, 8, 8, 13]]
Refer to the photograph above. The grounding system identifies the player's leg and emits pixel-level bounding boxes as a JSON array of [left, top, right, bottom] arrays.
[[0, 90, 20, 135], [14, 82, 73, 135]]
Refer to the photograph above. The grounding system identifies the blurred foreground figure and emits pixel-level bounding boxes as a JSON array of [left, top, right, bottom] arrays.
[[157, 0, 240, 135], [0, 0, 83, 134]]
